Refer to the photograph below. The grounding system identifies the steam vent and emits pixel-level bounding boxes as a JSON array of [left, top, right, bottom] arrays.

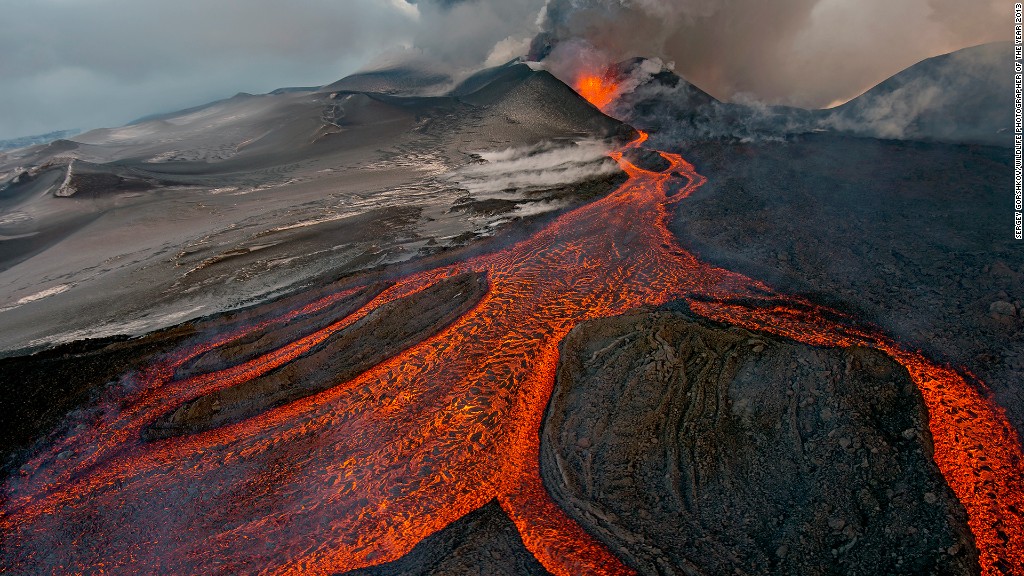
[[0, 3, 1020, 576]]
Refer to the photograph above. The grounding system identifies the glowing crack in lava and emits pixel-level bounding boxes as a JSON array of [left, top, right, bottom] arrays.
[[575, 73, 620, 111], [1, 132, 1022, 576]]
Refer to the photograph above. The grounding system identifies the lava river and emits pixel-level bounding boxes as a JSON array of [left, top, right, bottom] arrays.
[[1, 132, 1021, 576]]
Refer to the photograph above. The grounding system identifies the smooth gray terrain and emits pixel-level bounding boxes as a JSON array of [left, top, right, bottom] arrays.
[[0, 62, 628, 353], [821, 42, 1012, 146]]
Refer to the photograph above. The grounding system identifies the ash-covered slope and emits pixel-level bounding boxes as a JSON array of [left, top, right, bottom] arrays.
[[321, 66, 452, 96], [820, 42, 1011, 146], [457, 62, 627, 139], [609, 42, 1011, 147], [0, 61, 630, 353], [606, 58, 811, 144], [2, 61, 623, 172]]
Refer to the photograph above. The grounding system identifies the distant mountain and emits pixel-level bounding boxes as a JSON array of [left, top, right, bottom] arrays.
[[607, 58, 811, 144], [820, 42, 1011, 146], [5, 61, 625, 170], [321, 66, 453, 96], [0, 129, 80, 151], [454, 61, 629, 138]]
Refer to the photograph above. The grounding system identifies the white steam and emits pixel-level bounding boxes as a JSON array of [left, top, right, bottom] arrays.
[[451, 139, 619, 196]]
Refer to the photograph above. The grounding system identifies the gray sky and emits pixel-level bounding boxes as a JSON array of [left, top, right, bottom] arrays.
[[0, 0, 427, 139], [0, 0, 1009, 140]]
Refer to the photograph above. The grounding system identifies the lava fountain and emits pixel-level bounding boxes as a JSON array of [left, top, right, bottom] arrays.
[[575, 73, 620, 112], [1, 125, 1021, 575]]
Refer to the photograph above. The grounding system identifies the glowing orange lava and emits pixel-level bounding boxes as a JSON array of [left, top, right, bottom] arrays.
[[1, 132, 1021, 575], [576, 74, 620, 110]]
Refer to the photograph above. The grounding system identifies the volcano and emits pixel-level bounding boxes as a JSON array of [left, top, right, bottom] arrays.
[[0, 43, 1020, 576]]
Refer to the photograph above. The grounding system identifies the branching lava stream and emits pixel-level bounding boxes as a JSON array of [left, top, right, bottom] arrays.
[[1, 131, 1021, 576]]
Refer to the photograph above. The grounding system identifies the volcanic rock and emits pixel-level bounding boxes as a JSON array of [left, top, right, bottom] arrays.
[[173, 282, 391, 380], [455, 62, 630, 139], [989, 301, 1016, 317], [609, 57, 811, 144], [144, 272, 488, 440], [670, 135, 1022, 437], [338, 500, 550, 576], [541, 309, 978, 575]]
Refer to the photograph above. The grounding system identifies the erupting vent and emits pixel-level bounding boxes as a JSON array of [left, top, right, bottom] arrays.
[[575, 73, 620, 111]]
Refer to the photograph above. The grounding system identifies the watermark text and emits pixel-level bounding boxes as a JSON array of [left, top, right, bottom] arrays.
[[1015, 4, 1023, 238]]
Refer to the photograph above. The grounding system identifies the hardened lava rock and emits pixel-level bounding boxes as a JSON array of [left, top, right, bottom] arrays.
[[339, 500, 551, 576], [541, 309, 979, 576], [144, 272, 488, 440]]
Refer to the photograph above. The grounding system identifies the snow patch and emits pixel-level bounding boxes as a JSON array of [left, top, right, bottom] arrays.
[[0, 284, 73, 313]]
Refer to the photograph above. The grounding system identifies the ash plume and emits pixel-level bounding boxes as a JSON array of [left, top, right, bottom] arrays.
[[0, 0, 1007, 140], [415, 0, 1010, 144], [532, 0, 1009, 109]]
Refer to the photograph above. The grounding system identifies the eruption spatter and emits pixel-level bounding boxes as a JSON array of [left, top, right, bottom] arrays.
[[1, 127, 1021, 574]]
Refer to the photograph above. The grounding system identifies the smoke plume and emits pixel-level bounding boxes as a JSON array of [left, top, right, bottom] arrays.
[[0, 0, 1007, 139], [533, 0, 1009, 109]]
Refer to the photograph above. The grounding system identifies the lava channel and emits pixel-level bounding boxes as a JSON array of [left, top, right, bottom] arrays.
[[1, 132, 1021, 576]]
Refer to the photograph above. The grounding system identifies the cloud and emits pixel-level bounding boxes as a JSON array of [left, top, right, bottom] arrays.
[[410, 0, 546, 69], [0, 0, 1007, 139], [0, 0, 421, 139]]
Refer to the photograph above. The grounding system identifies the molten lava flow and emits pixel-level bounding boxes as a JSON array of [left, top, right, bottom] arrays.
[[1, 131, 1021, 576], [576, 73, 620, 111]]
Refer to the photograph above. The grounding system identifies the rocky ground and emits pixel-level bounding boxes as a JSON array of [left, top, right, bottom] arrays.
[[338, 500, 550, 576], [144, 272, 487, 440], [541, 308, 979, 576], [670, 135, 1023, 439]]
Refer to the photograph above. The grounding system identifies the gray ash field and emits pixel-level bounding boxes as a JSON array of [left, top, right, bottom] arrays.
[[0, 62, 626, 353]]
